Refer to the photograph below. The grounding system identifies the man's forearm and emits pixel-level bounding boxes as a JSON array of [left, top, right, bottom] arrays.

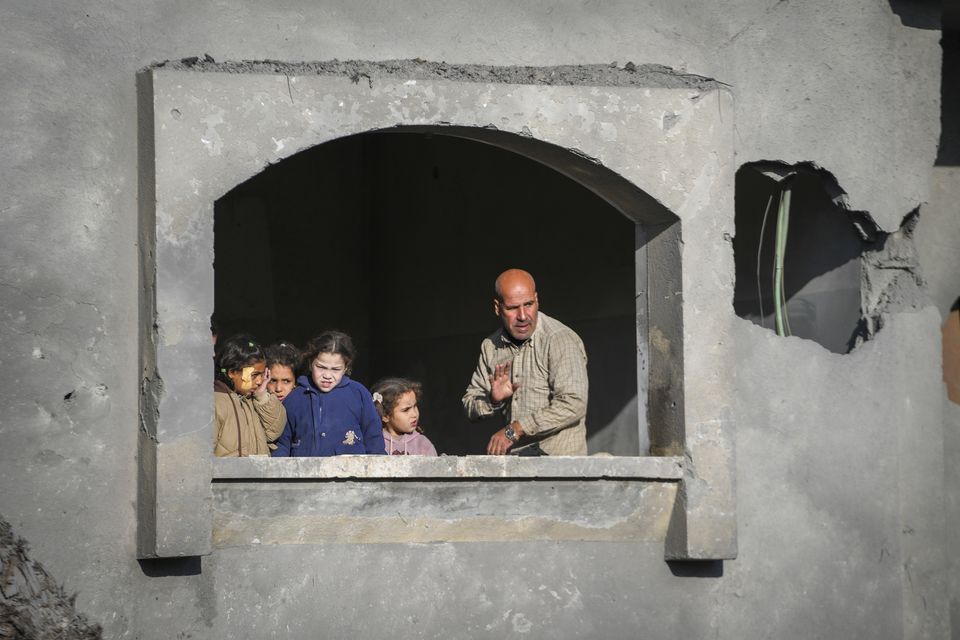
[[462, 389, 501, 420], [516, 391, 586, 436], [462, 347, 501, 420]]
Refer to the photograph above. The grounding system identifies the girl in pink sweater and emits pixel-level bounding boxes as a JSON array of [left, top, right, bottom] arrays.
[[371, 378, 438, 456]]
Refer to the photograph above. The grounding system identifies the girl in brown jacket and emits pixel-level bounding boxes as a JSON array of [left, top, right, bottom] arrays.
[[213, 334, 287, 457]]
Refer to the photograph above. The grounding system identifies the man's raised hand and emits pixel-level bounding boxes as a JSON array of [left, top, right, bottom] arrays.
[[489, 362, 519, 404]]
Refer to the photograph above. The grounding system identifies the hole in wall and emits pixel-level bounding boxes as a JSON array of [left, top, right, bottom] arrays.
[[733, 163, 871, 353], [213, 129, 643, 456]]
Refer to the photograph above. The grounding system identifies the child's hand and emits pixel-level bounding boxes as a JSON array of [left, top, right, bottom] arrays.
[[489, 362, 519, 404], [255, 366, 272, 397]]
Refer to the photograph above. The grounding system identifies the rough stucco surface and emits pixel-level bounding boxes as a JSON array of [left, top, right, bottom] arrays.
[[211, 480, 678, 546], [200, 542, 721, 639], [947, 399, 960, 637], [0, 1, 954, 638], [916, 167, 960, 317], [726, 309, 947, 639]]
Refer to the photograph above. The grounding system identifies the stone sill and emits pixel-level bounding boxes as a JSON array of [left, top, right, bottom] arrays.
[[212, 455, 684, 481]]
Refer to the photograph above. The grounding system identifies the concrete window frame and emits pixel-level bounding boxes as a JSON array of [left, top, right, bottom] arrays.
[[137, 62, 737, 561]]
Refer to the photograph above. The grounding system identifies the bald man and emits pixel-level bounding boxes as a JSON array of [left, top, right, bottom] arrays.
[[462, 269, 588, 456]]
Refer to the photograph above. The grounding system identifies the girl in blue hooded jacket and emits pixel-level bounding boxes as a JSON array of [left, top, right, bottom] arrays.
[[272, 331, 386, 456]]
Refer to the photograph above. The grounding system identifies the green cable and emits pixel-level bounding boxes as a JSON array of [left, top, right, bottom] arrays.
[[773, 186, 792, 337], [781, 188, 793, 337], [756, 193, 775, 328]]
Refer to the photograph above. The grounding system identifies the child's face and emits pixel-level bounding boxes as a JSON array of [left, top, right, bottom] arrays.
[[267, 364, 296, 402], [227, 361, 265, 396], [310, 352, 346, 393], [383, 391, 420, 437]]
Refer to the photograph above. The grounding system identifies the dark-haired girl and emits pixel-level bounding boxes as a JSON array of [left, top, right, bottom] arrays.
[[213, 334, 287, 457], [272, 331, 385, 456], [371, 378, 438, 456], [265, 341, 300, 403]]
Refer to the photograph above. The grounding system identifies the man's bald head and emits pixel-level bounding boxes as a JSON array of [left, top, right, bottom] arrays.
[[494, 269, 537, 302], [493, 269, 539, 341]]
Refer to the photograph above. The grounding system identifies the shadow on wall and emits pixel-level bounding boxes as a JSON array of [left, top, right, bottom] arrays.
[[732, 164, 868, 354], [945, 297, 960, 404], [667, 560, 724, 578], [137, 556, 202, 578], [888, 0, 960, 165], [887, 0, 942, 30], [213, 131, 642, 456], [939, 28, 960, 165]]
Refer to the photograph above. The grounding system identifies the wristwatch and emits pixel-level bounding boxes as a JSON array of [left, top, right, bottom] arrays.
[[504, 425, 519, 443]]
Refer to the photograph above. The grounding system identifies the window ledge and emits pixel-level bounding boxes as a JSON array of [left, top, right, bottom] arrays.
[[212, 455, 683, 481]]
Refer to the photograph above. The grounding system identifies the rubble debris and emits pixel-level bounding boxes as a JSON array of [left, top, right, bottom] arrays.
[[0, 516, 102, 640]]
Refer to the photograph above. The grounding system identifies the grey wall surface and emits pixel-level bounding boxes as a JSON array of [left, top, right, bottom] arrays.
[[948, 396, 960, 638], [0, 1, 955, 638]]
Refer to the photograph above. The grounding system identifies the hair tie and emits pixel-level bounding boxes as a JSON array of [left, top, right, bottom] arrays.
[[220, 368, 227, 373], [372, 392, 383, 404]]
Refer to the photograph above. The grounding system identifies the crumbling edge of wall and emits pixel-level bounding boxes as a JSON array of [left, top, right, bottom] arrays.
[[149, 56, 728, 92]]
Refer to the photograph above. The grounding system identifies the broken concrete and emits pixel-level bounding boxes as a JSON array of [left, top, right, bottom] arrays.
[[159, 57, 728, 91], [860, 211, 928, 343], [0, 517, 102, 640]]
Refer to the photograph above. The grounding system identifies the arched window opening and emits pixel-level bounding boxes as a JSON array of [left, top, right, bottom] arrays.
[[214, 130, 644, 455], [733, 163, 867, 354]]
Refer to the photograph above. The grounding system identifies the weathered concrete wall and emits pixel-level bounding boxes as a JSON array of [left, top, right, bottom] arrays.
[[0, 1, 952, 638], [728, 309, 947, 639], [947, 396, 960, 638], [916, 167, 960, 318]]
